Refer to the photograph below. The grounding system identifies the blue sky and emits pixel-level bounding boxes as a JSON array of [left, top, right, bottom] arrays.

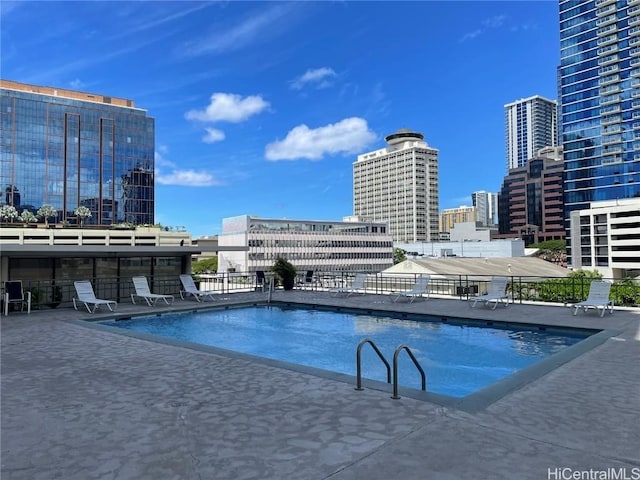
[[1, 1, 559, 237]]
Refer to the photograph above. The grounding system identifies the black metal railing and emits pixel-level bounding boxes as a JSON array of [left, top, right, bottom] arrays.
[[3, 270, 639, 311]]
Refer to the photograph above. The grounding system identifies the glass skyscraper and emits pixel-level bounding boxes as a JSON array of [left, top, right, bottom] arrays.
[[0, 80, 155, 226], [560, 1, 640, 217]]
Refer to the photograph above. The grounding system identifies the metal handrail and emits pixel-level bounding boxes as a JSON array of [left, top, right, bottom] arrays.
[[391, 344, 426, 400], [355, 338, 391, 391], [267, 277, 274, 303]]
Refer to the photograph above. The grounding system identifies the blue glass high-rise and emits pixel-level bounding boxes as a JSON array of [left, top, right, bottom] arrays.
[[0, 80, 155, 225], [560, 1, 640, 215]]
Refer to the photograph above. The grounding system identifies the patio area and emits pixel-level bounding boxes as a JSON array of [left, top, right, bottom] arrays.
[[2, 291, 639, 479]]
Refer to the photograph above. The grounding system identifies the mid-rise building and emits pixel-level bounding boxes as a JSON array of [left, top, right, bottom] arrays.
[[0, 79, 155, 225], [569, 199, 640, 279], [505, 95, 557, 170], [438, 206, 477, 234], [217, 215, 394, 273], [353, 129, 439, 242], [471, 190, 498, 226], [559, 2, 640, 259], [496, 150, 565, 246]]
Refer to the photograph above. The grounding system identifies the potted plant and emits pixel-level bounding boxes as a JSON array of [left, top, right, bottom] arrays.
[[19, 210, 37, 227], [74, 206, 92, 227], [0, 205, 19, 224], [271, 257, 296, 291], [37, 204, 58, 227]]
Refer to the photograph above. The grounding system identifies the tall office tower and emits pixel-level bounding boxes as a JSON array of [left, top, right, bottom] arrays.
[[353, 129, 439, 242], [471, 190, 498, 226], [0, 80, 155, 225], [505, 95, 558, 170], [560, 1, 640, 229]]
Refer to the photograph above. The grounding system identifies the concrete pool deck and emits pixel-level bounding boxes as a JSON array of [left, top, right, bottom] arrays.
[[2, 291, 639, 479]]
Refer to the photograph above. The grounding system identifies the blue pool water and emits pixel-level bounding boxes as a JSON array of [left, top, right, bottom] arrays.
[[101, 305, 589, 397]]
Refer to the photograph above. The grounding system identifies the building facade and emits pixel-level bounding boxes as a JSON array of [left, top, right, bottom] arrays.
[[497, 152, 565, 246], [505, 95, 558, 170], [559, 1, 640, 240], [217, 215, 394, 273], [438, 206, 477, 234], [353, 129, 439, 242], [0, 80, 155, 226], [471, 190, 498, 226], [569, 198, 640, 278]]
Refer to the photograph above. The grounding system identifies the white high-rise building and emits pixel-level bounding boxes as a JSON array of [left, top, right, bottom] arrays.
[[472, 190, 498, 226], [353, 129, 439, 242], [505, 95, 557, 170]]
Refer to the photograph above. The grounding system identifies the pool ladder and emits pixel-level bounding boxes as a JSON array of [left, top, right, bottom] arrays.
[[355, 338, 426, 400]]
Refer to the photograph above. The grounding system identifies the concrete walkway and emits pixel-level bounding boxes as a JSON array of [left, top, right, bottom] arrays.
[[2, 291, 639, 479]]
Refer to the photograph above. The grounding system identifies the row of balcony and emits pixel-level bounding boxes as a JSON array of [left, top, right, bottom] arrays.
[[598, 64, 619, 76], [598, 53, 619, 66], [597, 33, 618, 47], [596, 13, 617, 28], [597, 23, 617, 37], [599, 74, 620, 86], [597, 2, 617, 16], [600, 83, 621, 95], [597, 43, 618, 56]]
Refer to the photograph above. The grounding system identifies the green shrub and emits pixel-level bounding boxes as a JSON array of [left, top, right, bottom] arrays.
[[192, 257, 218, 274]]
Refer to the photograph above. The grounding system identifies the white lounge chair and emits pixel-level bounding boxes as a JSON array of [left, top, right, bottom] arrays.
[[573, 281, 614, 317], [3, 280, 31, 316], [329, 273, 367, 297], [393, 275, 430, 303], [469, 277, 509, 310], [73, 280, 117, 313], [179, 274, 218, 302], [131, 276, 174, 306]]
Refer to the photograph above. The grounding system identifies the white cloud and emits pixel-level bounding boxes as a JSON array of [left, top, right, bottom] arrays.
[[183, 4, 293, 57], [265, 117, 377, 161], [459, 14, 508, 43], [69, 78, 85, 90], [202, 128, 225, 144], [185, 93, 270, 123], [291, 67, 337, 90], [156, 169, 220, 187], [154, 149, 221, 187]]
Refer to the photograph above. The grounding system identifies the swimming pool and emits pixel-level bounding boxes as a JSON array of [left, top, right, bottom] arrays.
[[100, 304, 592, 398]]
